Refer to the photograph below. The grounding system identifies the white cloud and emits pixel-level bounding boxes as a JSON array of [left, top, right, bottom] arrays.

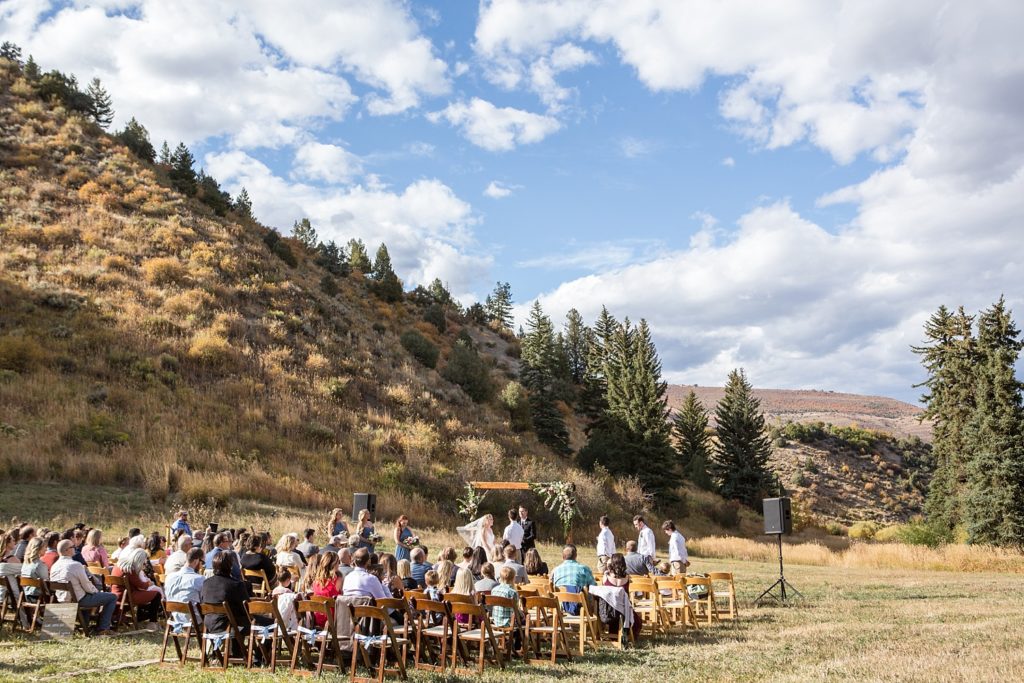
[[484, 181, 523, 199], [427, 98, 561, 151], [721, 156, 735, 167], [292, 141, 363, 185], [517, 238, 665, 272], [619, 136, 654, 159]]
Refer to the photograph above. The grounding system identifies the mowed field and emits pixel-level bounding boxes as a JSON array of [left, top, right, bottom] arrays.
[[3, 542, 1023, 682]]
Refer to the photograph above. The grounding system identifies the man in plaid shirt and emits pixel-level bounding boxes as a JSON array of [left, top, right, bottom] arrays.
[[490, 566, 519, 627], [552, 545, 596, 590]]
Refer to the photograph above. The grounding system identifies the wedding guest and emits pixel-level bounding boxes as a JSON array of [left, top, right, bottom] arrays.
[[50, 540, 116, 635], [342, 548, 390, 599], [19, 538, 48, 601], [469, 547, 488, 579], [296, 529, 319, 561], [13, 526, 34, 561], [311, 552, 342, 626], [275, 533, 304, 580], [662, 520, 690, 575], [164, 549, 204, 627], [434, 559, 456, 589], [452, 568, 476, 625], [338, 548, 354, 577], [379, 552, 403, 597], [271, 568, 293, 596], [201, 551, 260, 651], [424, 570, 443, 602], [596, 516, 616, 574], [501, 545, 528, 585], [490, 566, 519, 629], [111, 547, 162, 628], [171, 509, 192, 538], [240, 534, 277, 590], [634, 515, 656, 566], [410, 547, 432, 588], [393, 515, 415, 562], [81, 529, 109, 568], [524, 548, 549, 576], [458, 547, 474, 571], [623, 540, 651, 576], [109, 536, 130, 563], [397, 559, 417, 591], [602, 553, 642, 641], [147, 532, 166, 566], [474, 563, 499, 593], [321, 534, 344, 555], [164, 535, 193, 575]]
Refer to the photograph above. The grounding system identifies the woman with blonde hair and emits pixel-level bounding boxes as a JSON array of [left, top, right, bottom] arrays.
[[393, 515, 415, 563], [328, 508, 349, 538], [434, 559, 456, 590], [81, 529, 109, 568], [356, 509, 377, 552], [275, 533, 304, 580], [20, 538, 48, 600], [451, 568, 477, 626], [397, 559, 417, 591]]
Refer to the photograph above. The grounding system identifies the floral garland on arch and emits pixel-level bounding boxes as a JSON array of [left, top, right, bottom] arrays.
[[531, 481, 580, 541], [457, 484, 488, 521]]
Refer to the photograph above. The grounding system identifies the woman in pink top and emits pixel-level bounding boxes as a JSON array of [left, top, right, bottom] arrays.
[[80, 529, 110, 567]]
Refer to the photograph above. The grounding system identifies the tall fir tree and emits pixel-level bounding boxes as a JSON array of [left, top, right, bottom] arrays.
[[292, 218, 318, 248], [86, 77, 114, 128], [710, 369, 776, 507], [563, 308, 590, 385], [114, 117, 155, 162], [484, 282, 513, 330], [370, 243, 403, 302], [24, 55, 40, 81], [672, 390, 714, 489], [158, 141, 172, 165], [578, 306, 616, 427], [233, 188, 253, 220], [521, 301, 571, 455], [168, 142, 197, 195], [962, 298, 1024, 547], [347, 238, 371, 273]]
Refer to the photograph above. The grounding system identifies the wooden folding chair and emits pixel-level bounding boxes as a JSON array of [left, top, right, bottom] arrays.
[[349, 603, 408, 682], [15, 577, 47, 633], [87, 565, 110, 580], [449, 601, 505, 673], [160, 601, 203, 667], [685, 576, 719, 626], [0, 575, 20, 633], [244, 569, 271, 598], [522, 595, 573, 665], [375, 597, 412, 665], [554, 589, 601, 655], [481, 593, 525, 662], [404, 589, 426, 605], [709, 572, 739, 620], [46, 580, 102, 636], [527, 575, 553, 596], [291, 598, 345, 677], [245, 598, 294, 672], [589, 585, 637, 649], [199, 602, 247, 670], [104, 574, 138, 630], [656, 577, 699, 631], [411, 598, 451, 672], [630, 577, 668, 635]]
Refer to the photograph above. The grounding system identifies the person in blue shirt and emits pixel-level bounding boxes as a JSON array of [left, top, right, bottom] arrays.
[[171, 510, 192, 538], [204, 532, 241, 580], [164, 548, 205, 625]]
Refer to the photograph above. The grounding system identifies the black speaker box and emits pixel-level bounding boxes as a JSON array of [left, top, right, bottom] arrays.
[[763, 497, 792, 535], [353, 493, 377, 522]]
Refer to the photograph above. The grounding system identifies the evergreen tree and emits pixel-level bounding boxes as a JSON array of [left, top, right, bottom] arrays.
[[465, 303, 488, 325], [86, 77, 114, 128], [710, 369, 776, 507], [370, 243, 403, 302], [912, 305, 977, 533], [521, 301, 571, 455], [233, 187, 253, 220], [672, 390, 714, 489], [0, 41, 22, 64], [292, 218, 318, 248], [38, 70, 92, 114], [168, 142, 197, 195], [23, 55, 40, 81], [443, 332, 493, 402], [963, 298, 1024, 547], [563, 309, 589, 384], [114, 117, 155, 163], [484, 282, 513, 330], [196, 171, 231, 216], [158, 141, 172, 165], [500, 381, 532, 432], [347, 239, 371, 273], [315, 240, 349, 277], [428, 278, 454, 308], [579, 306, 616, 426]]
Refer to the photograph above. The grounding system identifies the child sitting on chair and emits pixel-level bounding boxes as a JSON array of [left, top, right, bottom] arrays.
[[271, 568, 293, 596]]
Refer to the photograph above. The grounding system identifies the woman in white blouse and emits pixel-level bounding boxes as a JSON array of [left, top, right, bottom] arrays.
[[275, 533, 304, 580]]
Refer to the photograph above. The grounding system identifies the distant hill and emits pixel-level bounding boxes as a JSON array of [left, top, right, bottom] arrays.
[[668, 385, 931, 442]]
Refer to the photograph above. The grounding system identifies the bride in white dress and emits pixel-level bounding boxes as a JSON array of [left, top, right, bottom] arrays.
[[456, 513, 496, 557]]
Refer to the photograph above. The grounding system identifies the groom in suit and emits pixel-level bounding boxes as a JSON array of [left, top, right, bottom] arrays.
[[519, 505, 536, 553]]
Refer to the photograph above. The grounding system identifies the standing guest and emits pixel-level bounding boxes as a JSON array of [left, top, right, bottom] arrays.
[[147, 532, 166, 567], [171, 510, 192, 538], [164, 548, 204, 627], [50, 540, 116, 635], [164, 535, 193, 575], [662, 520, 689, 575], [342, 548, 390, 599], [328, 508, 349, 537], [201, 551, 261, 651], [596, 516, 616, 574], [397, 559, 417, 591], [490, 566, 519, 629], [474, 563, 499, 593], [310, 552, 342, 626], [434, 559, 456, 590], [337, 548, 354, 577], [112, 548, 162, 629], [240, 534, 277, 590], [20, 538, 48, 601], [41, 532, 61, 570], [634, 516, 656, 567], [410, 547, 432, 588], [469, 547, 488, 579], [109, 537, 130, 563], [274, 534, 305, 580], [623, 540, 651, 576], [502, 508, 524, 561], [296, 529, 319, 561], [518, 506, 536, 553], [14, 526, 35, 561], [356, 509, 377, 552], [524, 548, 549, 576], [393, 515, 415, 563], [321, 535, 344, 555], [501, 545, 528, 585], [81, 529, 110, 568]]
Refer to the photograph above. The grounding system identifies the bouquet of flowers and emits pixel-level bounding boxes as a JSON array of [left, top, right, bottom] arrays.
[[407, 535, 421, 547], [369, 533, 384, 545]]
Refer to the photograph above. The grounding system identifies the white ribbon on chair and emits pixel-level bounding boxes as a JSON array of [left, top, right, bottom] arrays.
[[251, 623, 278, 643], [203, 631, 230, 653], [296, 625, 325, 646]]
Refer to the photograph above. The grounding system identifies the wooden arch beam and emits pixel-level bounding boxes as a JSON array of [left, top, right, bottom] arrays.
[[468, 481, 532, 490]]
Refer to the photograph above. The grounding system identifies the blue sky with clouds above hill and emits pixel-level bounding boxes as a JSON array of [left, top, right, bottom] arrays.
[[3, 0, 1023, 401]]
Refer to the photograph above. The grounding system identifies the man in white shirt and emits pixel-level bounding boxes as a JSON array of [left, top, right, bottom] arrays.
[[342, 549, 390, 599], [164, 535, 193, 575], [50, 540, 117, 634], [337, 548, 354, 577], [502, 508, 524, 561], [661, 520, 689, 575], [596, 515, 615, 574], [164, 548, 205, 625], [633, 515, 656, 566]]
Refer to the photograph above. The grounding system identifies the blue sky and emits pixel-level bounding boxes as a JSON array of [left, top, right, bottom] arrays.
[[4, 1, 1023, 402]]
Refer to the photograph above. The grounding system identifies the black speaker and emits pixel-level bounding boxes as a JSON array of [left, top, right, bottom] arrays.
[[352, 493, 377, 522], [763, 497, 792, 535]]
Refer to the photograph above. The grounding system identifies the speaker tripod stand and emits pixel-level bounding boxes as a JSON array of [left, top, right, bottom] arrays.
[[754, 533, 804, 606]]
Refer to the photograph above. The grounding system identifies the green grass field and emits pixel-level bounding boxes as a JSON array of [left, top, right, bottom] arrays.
[[4, 551, 1023, 682]]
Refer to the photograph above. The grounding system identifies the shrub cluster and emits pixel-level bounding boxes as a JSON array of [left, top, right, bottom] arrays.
[[400, 329, 439, 369]]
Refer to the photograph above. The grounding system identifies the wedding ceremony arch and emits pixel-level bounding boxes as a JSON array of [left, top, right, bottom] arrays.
[[460, 480, 580, 542]]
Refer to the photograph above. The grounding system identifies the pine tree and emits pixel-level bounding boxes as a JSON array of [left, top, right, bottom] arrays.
[[315, 240, 349, 277], [484, 282, 513, 330], [563, 309, 590, 384], [710, 369, 776, 507], [673, 390, 714, 489], [86, 77, 114, 129], [428, 278, 454, 308], [158, 141, 172, 165], [168, 142, 197, 195], [347, 239, 371, 273], [233, 188, 253, 220], [114, 117, 155, 163], [962, 298, 1024, 547], [24, 55, 40, 81], [443, 332, 493, 402], [0, 41, 22, 64], [521, 301, 571, 455], [579, 306, 616, 427], [292, 218, 318, 248], [370, 243, 403, 302], [196, 171, 231, 216]]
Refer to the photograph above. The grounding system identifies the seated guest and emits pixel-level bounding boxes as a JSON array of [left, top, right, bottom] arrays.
[[201, 551, 264, 649], [109, 536, 130, 563], [490, 566, 520, 628], [310, 552, 342, 626], [438, 547, 457, 564], [205, 533, 231, 576], [601, 553, 642, 640], [434, 559, 456, 590], [397, 559, 417, 591], [50, 539, 116, 635], [171, 509, 192, 538], [490, 545, 504, 564], [296, 528, 318, 562], [164, 535, 193, 575], [410, 547, 432, 588], [457, 547, 474, 571], [14, 526, 35, 562], [40, 532, 61, 570], [296, 554, 320, 594], [451, 568, 476, 625], [147, 532, 166, 567], [623, 540, 652, 576], [164, 548, 204, 626], [240, 534, 277, 593], [275, 534, 304, 579], [524, 548, 549, 576], [342, 548, 389, 599], [501, 545, 528, 585], [551, 544, 596, 593], [337, 548, 354, 577], [80, 529, 109, 568], [271, 568, 293, 596], [469, 547, 488, 579], [474, 563, 499, 593], [321, 534, 344, 555], [423, 570, 444, 602], [379, 553, 403, 597], [20, 538, 48, 601], [112, 547, 162, 628]]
